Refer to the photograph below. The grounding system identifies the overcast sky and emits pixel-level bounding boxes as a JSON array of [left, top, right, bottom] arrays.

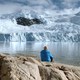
[[0, 0, 80, 14]]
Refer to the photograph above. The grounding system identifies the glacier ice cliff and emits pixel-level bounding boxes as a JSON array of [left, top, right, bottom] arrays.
[[0, 1, 80, 42]]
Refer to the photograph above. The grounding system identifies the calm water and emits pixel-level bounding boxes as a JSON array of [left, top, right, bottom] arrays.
[[0, 42, 80, 66]]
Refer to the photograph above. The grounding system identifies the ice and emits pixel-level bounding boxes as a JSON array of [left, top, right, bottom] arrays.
[[0, 0, 80, 42]]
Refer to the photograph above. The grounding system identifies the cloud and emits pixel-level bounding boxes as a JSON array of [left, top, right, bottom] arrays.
[[61, 8, 80, 15], [0, 0, 57, 14], [62, 0, 80, 8], [0, 3, 22, 14], [63, 0, 80, 3], [50, 0, 80, 9], [0, 0, 80, 15]]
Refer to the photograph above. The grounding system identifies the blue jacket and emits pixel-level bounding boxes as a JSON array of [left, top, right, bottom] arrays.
[[40, 50, 53, 62]]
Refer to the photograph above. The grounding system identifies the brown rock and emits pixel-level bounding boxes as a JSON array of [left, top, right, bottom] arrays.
[[0, 54, 80, 80]]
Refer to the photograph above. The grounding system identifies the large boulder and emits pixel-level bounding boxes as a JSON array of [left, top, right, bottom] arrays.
[[0, 54, 80, 80]]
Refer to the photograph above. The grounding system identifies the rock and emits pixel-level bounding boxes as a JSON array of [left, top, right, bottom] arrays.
[[0, 54, 80, 80], [0, 54, 41, 80], [16, 17, 43, 26]]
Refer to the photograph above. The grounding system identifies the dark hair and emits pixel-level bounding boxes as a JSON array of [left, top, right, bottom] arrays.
[[44, 46, 47, 50]]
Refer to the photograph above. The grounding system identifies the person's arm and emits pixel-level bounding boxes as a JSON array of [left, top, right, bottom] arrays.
[[50, 56, 53, 62], [49, 52, 53, 62]]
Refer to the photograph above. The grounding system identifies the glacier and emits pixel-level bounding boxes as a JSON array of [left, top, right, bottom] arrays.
[[0, 0, 80, 42]]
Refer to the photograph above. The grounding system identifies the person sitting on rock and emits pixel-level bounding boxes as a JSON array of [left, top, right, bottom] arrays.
[[40, 46, 53, 62]]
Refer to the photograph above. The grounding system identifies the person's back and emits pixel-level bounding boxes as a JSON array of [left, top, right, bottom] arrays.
[[40, 46, 53, 62]]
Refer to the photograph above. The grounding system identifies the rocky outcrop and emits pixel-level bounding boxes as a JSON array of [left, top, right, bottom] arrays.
[[0, 54, 80, 80], [16, 17, 43, 26]]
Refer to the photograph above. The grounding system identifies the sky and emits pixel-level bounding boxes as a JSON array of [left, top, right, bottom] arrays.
[[51, 0, 80, 9], [0, 0, 80, 14]]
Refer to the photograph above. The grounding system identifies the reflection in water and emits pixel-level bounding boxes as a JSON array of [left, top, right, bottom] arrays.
[[0, 42, 80, 66]]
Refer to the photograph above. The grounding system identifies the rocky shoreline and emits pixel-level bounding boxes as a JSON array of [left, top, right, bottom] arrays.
[[0, 53, 80, 80]]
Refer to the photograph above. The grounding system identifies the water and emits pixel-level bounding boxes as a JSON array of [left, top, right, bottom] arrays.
[[0, 41, 80, 66]]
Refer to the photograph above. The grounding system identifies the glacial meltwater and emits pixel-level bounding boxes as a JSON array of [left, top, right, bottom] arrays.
[[0, 42, 80, 66]]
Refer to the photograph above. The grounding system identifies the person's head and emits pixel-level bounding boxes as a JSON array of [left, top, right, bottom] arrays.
[[44, 46, 48, 50]]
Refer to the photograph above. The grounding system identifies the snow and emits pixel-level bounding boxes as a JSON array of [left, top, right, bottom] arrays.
[[0, 0, 80, 42]]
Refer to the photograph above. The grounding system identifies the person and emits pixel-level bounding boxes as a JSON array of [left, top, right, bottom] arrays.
[[40, 46, 53, 62]]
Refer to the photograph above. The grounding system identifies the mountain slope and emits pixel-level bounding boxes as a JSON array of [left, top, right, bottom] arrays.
[[0, 0, 80, 42]]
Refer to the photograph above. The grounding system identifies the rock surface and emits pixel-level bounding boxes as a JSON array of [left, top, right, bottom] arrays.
[[16, 17, 43, 26], [0, 54, 80, 80]]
